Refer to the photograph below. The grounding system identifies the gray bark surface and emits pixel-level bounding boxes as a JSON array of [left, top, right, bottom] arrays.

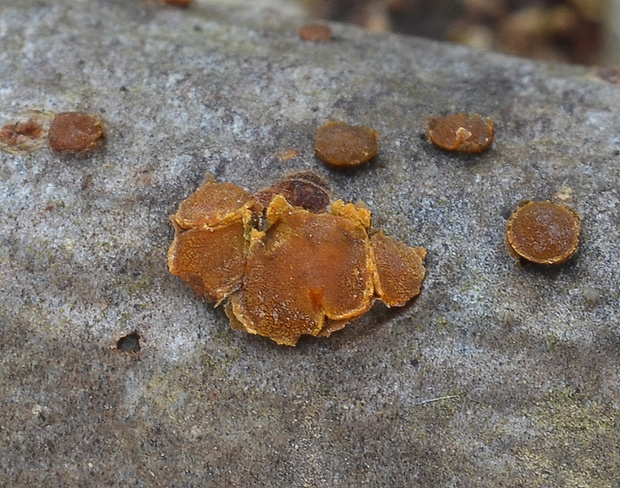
[[1, 1, 619, 486]]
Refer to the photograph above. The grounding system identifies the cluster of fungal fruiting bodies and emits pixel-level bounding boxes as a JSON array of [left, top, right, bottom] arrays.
[[0, 8, 585, 354], [168, 172, 427, 346], [169, 106, 582, 345], [0, 111, 104, 155], [298, 22, 577, 269], [423, 112, 581, 265]]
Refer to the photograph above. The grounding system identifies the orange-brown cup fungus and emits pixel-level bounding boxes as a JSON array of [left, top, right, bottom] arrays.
[[298, 23, 333, 42], [168, 175, 260, 303], [0, 119, 43, 153], [506, 200, 580, 265], [48, 112, 104, 153], [315, 121, 379, 168], [428, 113, 494, 154], [0, 112, 52, 154], [168, 173, 426, 345]]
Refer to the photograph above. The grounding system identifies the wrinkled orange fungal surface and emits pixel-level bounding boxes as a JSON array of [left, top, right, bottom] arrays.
[[506, 200, 580, 265], [428, 113, 494, 154], [168, 173, 426, 345], [315, 121, 379, 168]]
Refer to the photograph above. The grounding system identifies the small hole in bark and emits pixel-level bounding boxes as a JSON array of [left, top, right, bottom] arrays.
[[117, 332, 141, 353]]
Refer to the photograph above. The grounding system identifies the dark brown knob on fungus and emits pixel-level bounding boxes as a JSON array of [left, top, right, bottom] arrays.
[[254, 171, 331, 214], [506, 200, 580, 265], [168, 172, 427, 346]]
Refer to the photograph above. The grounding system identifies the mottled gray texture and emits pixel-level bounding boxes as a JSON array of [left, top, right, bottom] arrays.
[[1, 1, 619, 487]]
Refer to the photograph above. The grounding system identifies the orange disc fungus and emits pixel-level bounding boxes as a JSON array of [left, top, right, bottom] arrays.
[[315, 121, 379, 168], [48, 112, 103, 153], [168, 175, 259, 303], [428, 113, 494, 154], [370, 231, 427, 307], [0, 112, 52, 154], [0, 119, 43, 153], [255, 170, 331, 213], [298, 23, 333, 42], [506, 200, 580, 265], [168, 173, 427, 346]]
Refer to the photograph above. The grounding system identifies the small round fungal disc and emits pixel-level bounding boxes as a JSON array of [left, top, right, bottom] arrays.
[[48, 112, 104, 153], [428, 113, 494, 154], [315, 121, 379, 168], [298, 23, 332, 42], [506, 200, 580, 265]]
